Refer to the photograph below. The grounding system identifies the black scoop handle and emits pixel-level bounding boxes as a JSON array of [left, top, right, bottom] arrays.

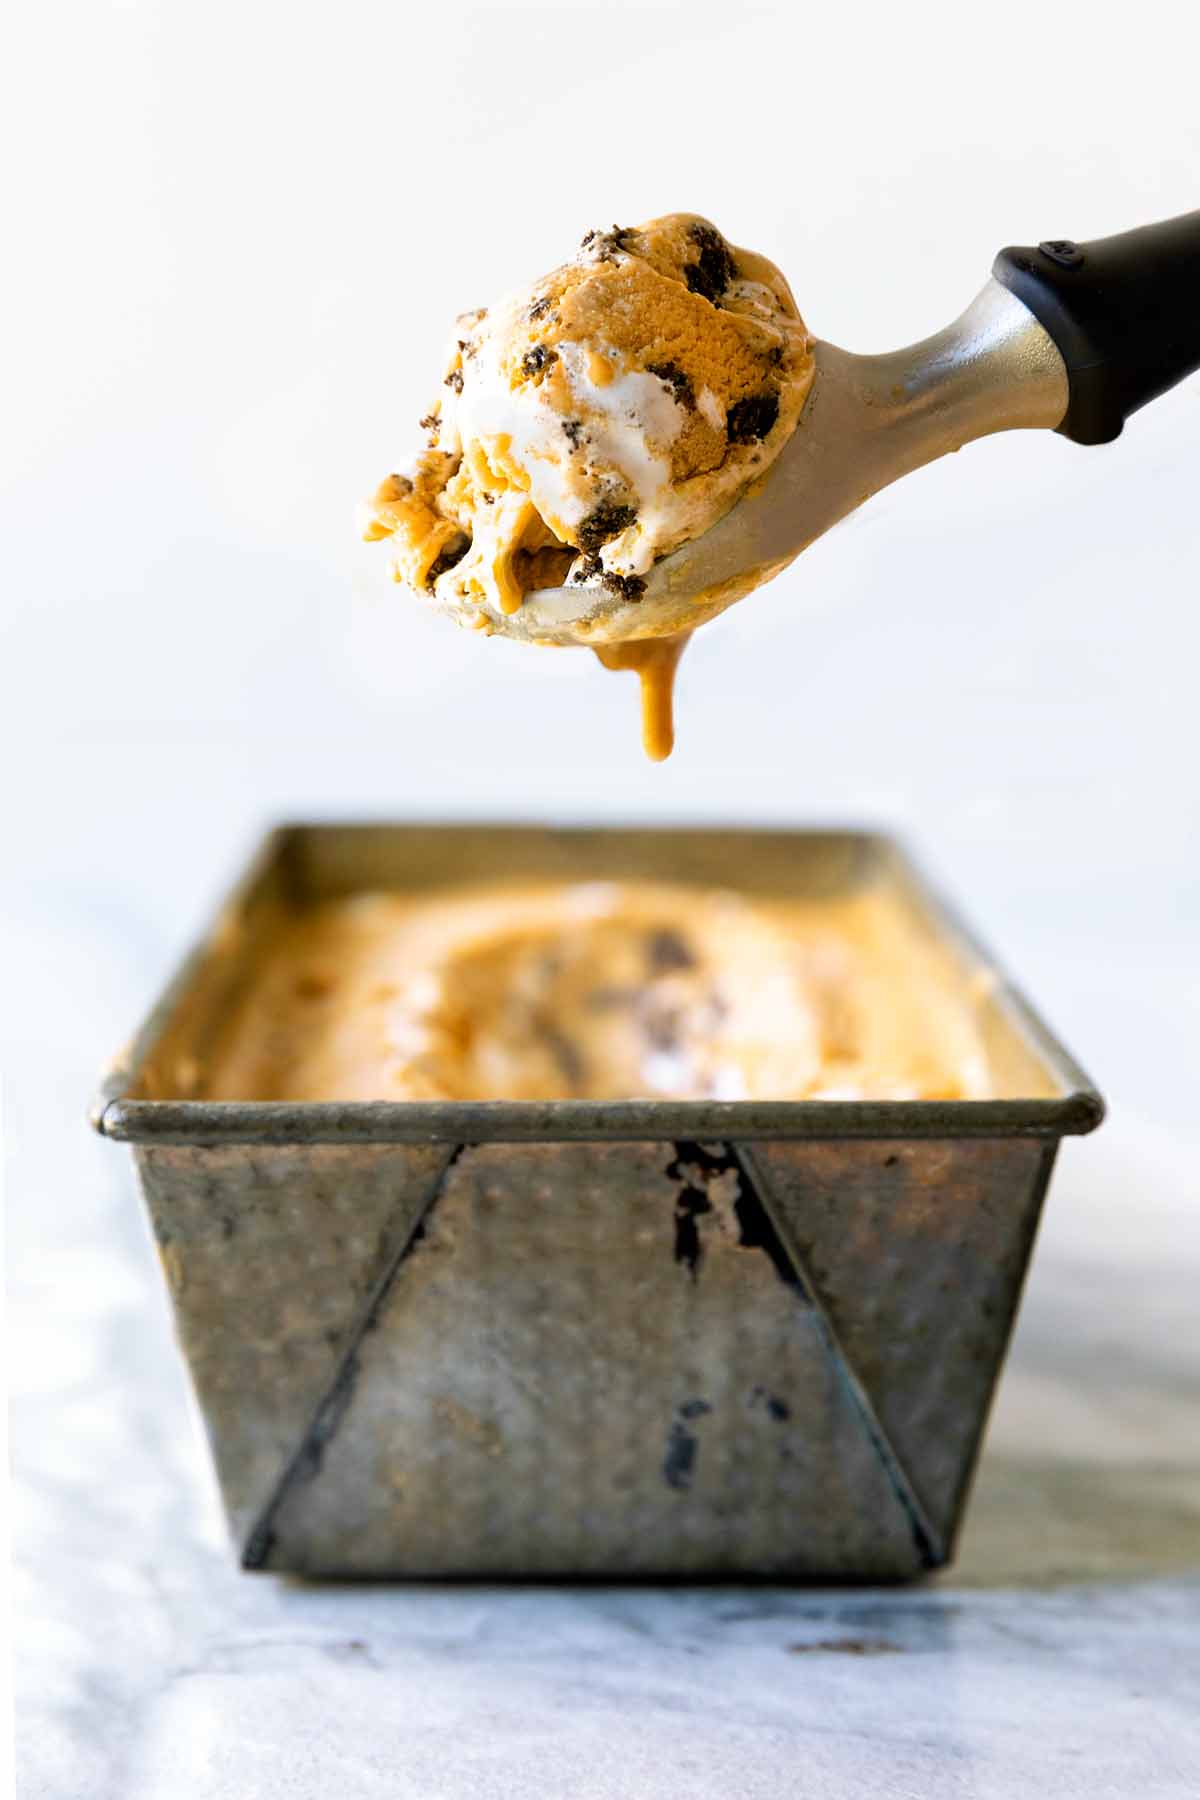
[[993, 211, 1200, 445]]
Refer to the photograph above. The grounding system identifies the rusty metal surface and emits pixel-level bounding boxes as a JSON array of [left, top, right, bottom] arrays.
[[136, 1142, 453, 1545], [128, 1133, 1059, 1579], [99, 823, 1104, 1578], [245, 1142, 931, 1578], [745, 1138, 1057, 1551]]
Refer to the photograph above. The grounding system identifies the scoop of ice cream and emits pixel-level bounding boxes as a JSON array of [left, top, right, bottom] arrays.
[[364, 214, 814, 645]]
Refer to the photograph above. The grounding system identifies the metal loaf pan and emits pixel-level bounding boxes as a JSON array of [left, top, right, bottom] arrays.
[[93, 824, 1103, 1580]]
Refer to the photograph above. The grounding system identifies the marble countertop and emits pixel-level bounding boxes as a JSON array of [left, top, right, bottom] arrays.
[[10, 825, 1200, 1799]]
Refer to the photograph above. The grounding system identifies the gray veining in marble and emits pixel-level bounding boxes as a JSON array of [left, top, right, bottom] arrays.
[[9, 864, 1200, 1798]]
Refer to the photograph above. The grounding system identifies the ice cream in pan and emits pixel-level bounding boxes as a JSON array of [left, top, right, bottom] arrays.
[[202, 880, 993, 1104], [364, 207, 1200, 758], [363, 214, 815, 759]]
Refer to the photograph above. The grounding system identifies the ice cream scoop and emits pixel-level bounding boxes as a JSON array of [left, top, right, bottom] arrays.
[[364, 214, 814, 756], [516, 279, 1068, 639], [513, 212, 1200, 644], [366, 211, 1200, 758], [365, 216, 813, 614]]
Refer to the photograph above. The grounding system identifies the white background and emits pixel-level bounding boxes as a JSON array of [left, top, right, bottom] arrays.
[[3, 0, 1198, 1136]]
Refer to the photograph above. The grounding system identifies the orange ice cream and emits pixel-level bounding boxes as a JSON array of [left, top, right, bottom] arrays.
[[200, 881, 994, 1105], [363, 215, 815, 758]]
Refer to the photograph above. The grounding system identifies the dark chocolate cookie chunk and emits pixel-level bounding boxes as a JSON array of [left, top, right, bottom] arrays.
[[726, 390, 780, 443], [570, 551, 646, 601], [425, 533, 470, 587], [576, 500, 638, 552], [521, 344, 557, 378], [685, 222, 736, 304], [600, 569, 646, 601], [646, 927, 697, 973], [581, 224, 635, 261], [647, 361, 696, 410]]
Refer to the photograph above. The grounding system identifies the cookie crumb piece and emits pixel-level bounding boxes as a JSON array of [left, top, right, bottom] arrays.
[[571, 551, 644, 600], [426, 533, 470, 586], [646, 361, 696, 410], [601, 569, 646, 601], [581, 224, 635, 261], [685, 222, 736, 304], [577, 500, 638, 552], [521, 344, 557, 378], [726, 391, 780, 443], [646, 928, 696, 973]]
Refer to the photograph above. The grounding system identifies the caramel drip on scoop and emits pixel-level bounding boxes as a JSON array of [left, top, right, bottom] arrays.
[[594, 633, 691, 762]]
